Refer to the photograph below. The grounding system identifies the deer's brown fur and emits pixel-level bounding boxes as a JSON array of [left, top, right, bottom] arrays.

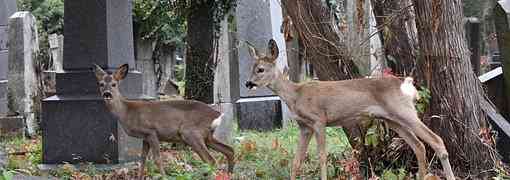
[[94, 64, 234, 180], [245, 39, 455, 180]]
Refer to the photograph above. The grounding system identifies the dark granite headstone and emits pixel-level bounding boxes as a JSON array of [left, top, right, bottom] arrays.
[[236, 0, 274, 97], [0, 0, 17, 115], [234, 0, 288, 130], [42, 0, 143, 164], [493, 1, 510, 163], [236, 97, 282, 131]]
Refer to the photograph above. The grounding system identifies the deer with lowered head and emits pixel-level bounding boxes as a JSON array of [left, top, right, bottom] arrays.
[[244, 39, 455, 180], [93, 64, 234, 179]]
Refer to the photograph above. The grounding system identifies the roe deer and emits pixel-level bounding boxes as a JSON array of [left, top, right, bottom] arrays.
[[244, 39, 455, 180], [93, 64, 234, 179]]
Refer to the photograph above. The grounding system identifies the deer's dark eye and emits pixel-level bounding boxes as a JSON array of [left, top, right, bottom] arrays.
[[112, 83, 116, 87], [99, 83, 104, 87], [257, 68, 264, 73]]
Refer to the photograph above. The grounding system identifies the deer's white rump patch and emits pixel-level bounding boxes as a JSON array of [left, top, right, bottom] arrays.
[[400, 77, 419, 100], [211, 113, 224, 130]]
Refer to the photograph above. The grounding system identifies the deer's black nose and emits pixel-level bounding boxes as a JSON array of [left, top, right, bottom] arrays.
[[103, 92, 113, 99], [245, 81, 257, 89]]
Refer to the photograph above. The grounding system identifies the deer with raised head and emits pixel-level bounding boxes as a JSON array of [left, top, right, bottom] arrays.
[[93, 64, 234, 180], [244, 39, 455, 180]]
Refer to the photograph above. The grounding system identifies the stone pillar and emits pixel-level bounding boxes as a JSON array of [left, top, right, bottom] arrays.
[[235, 0, 290, 131], [214, 15, 238, 143], [48, 34, 63, 72], [465, 17, 481, 75], [7, 12, 41, 137], [158, 44, 177, 96], [42, 0, 143, 164], [0, 0, 17, 115], [135, 39, 157, 98]]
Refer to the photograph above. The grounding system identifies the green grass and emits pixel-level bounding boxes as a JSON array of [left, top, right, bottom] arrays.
[[2, 123, 509, 179]]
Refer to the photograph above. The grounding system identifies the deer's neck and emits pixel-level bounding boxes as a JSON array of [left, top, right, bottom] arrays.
[[268, 72, 298, 108], [105, 95, 128, 120]]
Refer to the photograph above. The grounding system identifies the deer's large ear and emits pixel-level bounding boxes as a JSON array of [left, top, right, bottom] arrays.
[[246, 41, 259, 60], [93, 64, 106, 80], [282, 66, 289, 80], [267, 39, 279, 61], [114, 64, 129, 80]]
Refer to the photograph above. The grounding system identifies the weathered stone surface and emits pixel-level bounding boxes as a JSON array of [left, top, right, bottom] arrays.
[[158, 44, 177, 95], [236, 0, 277, 97], [234, 0, 291, 130], [0, 81, 6, 114], [7, 12, 40, 136], [42, 96, 141, 164], [42, 0, 143, 165], [48, 34, 63, 71], [0, 0, 16, 25], [236, 97, 282, 131], [55, 71, 143, 98], [213, 103, 235, 144], [0, 26, 8, 51], [0, 0, 17, 115], [63, 0, 135, 70], [135, 39, 156, 97], [0, 116, 23, 136]]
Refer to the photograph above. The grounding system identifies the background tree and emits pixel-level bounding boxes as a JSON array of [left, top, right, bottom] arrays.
[[281, 0, 359, 81], [132, 0, 186, 96], [412, 0, 499, 176], [176, 0, 235, 103]]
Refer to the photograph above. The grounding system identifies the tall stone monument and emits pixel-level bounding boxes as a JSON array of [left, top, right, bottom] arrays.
[[235, 0, 290, 130], [0, 0, 17, 115], [42, 0, 143, 164]]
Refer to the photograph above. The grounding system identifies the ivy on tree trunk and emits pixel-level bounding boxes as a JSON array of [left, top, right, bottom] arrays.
[[184, 0, 215, 103]]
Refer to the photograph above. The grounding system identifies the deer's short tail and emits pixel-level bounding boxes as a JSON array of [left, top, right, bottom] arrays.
[[211, 113, 224, 131], [400, 77, 420, 101]]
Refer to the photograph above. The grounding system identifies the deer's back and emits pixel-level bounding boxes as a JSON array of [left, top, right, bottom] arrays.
[[124, 100, 221, 141], [294, 77, 413, 126]]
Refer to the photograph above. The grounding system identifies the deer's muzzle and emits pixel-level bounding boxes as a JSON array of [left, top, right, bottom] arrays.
[[103, 92, 113, 100], [245, 81, 257, 90]]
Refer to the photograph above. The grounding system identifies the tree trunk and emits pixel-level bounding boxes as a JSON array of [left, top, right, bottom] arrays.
[[281, 0, 359, 81], [413, 0, 497, 175], [184, 0, 215, 103], [371, 0, 417, 76]]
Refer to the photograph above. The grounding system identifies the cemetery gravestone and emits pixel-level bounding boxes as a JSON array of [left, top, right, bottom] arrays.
[[7, 12, 41, 137], [214, 15, 238, 142], [0, 0, 17, 115], [235, 0, 290, 131], [492, 0, 510, 163], [42, 0, 143, 164]]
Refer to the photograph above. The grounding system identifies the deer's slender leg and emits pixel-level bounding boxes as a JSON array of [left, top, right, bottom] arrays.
[[138, 140, 150, 180], [291, 122, 314, 180], [147, 132, 165, 176], [313, 122, 327, 180], [385, 120, 427, 180], [394, 110, 455, 180], [207, 137, 235, 173], [182, 132, 216, 166]]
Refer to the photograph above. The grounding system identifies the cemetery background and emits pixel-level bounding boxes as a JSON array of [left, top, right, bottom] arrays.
[[0, 0, 509, 179]]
